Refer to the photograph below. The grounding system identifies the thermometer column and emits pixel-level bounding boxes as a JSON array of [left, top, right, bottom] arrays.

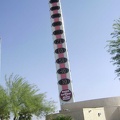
[[49, 0, 74, 105]]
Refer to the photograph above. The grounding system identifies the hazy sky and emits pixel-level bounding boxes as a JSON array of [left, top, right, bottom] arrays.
[[0, 0, 120, 119]]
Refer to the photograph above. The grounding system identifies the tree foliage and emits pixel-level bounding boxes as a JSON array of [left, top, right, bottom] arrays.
[[0, 86, 10, 120], [50, 114, 73, 120], [0, 74, 55, 120], [107, 18, 120, 78]]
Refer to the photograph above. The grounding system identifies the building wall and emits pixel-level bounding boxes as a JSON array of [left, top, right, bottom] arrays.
[[60, 109, 84, 120], [58, 106, 120, 120], [46, 97, 120, 120], [61, 96, 120, 111], [83, 108, 106, 120], [104, 106, 120, 120]]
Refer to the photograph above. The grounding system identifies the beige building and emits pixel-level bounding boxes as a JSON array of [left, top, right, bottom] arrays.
[[83, 108, 106, 120], [46, 96, 120, 120]]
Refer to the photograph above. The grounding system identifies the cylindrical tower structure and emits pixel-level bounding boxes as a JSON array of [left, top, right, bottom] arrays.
[[49, 0, 74, 106]]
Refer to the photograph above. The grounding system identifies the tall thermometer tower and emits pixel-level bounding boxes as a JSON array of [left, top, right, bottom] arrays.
[[49, 0, 74, 106]]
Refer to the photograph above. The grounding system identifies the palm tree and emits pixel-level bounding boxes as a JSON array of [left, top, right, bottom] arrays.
[[5, 74, 55, 120], [107, 18, 120, 78], [0, 85, 10, 120]]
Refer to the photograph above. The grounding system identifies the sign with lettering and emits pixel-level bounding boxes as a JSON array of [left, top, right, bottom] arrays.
[[58, 78, 70, 85], [49, 0, 74, 104], [54, 38, 65, 44], [60, 89, 72, 101], [56, 57, 67, 64], [57, 68, 69, 74], [55, 48, 66, 54]]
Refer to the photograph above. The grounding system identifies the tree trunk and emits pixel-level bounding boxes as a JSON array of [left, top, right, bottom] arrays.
[[13, 116, 17, 120]]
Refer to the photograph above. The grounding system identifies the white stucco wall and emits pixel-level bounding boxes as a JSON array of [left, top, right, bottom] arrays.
[[83, 108, 106, 120]]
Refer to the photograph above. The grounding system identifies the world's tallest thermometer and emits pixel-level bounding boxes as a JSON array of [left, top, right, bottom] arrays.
[[49, 0, 74, 105]]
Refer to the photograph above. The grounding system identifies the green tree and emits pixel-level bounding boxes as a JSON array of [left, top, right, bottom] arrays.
[[0, 86, 10, 120], [5, 74, 55, 120], [107, 18, 120, 78], [52, 115, 73, 120]]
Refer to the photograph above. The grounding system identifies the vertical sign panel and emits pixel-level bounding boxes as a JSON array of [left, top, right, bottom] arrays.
[[49, 0, 74, 106]]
